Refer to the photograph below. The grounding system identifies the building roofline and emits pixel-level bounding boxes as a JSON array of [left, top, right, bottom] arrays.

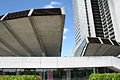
[[0, 8, 64, 21]]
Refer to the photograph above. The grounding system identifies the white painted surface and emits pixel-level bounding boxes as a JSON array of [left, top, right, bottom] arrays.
[[108, 0, 120, 42], [0, 56, 120, 71]]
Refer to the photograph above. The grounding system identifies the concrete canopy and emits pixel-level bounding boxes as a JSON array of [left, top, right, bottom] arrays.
[[0, 8, 65, 57], [73, 37, 120, 57]]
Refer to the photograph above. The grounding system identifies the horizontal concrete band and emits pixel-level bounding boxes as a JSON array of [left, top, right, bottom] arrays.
[[0, 56, 120, 71]]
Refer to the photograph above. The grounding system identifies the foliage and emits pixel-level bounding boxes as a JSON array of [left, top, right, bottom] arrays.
[[89, 73, 120, 80], [0, 75, 41, 80]]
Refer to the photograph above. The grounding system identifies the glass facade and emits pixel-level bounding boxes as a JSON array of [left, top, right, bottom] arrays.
[[74, 39, 87, 56], [0, 67, 115, 80]]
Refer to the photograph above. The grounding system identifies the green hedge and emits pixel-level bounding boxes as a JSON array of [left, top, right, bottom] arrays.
[[89, 73, 120, 80], [0, 75, 41, 80]]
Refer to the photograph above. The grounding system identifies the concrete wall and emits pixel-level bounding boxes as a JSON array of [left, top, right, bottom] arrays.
[[108, 0, 120, 42], [0, 56, 120, 72]]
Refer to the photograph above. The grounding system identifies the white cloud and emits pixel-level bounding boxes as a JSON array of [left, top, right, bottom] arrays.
[[44, 5, 54, 8], [44, 1, 61, 8], [63, 36, 67, 39], [51, 1, 61, 5], [63, 28, 68, 34], [63, 28, 68, 40]]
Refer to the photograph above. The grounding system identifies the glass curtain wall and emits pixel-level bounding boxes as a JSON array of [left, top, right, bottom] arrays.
[[0, 68, 116, 80]]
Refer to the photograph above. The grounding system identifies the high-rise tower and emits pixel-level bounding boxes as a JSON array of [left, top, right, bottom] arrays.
[[73, 0, 120, 46]]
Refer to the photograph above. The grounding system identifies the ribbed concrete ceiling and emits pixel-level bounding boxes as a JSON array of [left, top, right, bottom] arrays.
[[84, 37, 120, 56], [73, 37, 120, 57], [0, 8, 65, 57]]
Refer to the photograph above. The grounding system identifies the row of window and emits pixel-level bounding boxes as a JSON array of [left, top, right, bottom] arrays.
[[0, 68, 116, 80], [98, 0, 115, 39], [84, 0, 91, 37]]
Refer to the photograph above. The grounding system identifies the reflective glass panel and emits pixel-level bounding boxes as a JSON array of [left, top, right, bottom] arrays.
[[3, 69, 16, 75]]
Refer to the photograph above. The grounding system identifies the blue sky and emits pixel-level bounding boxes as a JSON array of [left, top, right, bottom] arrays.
[[0, 0, 75, 56]]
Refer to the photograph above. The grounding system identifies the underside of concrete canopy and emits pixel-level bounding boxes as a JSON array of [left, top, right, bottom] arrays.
[[0, 8, 65, 57], [73, 37, 120, 57]]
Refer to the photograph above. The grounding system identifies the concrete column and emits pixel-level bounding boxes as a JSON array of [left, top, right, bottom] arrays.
[[16, 70, 20, 75], [47, 70, 53, 80], [48, 70, 50, 80], [93, 68, 99, 73], [95, 68, 99, 73], [51, 71, 53, 80], [47, 70, 50, 80], [40, 71, 43, 80], [69, 69, 71, 80], [93, 68, 96, 73], [66, 69, 71, 80], [43, 69, 45, 80]]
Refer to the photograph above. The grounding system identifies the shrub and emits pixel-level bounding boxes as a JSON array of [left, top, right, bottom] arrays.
[[89, 73, 120, 80], [0, 75, 41, 80]]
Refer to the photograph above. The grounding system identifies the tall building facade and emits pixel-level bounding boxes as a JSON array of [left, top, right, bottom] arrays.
[[73, 0, 120, 46], [0, 7, 120, 80], [1, 8, 120, 80]]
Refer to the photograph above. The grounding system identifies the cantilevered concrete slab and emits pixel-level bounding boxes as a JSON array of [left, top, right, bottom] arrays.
[[0, 8, 65, 57], [73, 37, 120, 57]]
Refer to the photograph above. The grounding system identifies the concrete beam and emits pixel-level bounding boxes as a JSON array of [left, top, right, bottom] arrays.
[[0, 56, 119, 72], [1, 21, 32, 56], [0, 46, 14, 56], [28, 9, 46, 56], [0, 36, 20, 56]]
